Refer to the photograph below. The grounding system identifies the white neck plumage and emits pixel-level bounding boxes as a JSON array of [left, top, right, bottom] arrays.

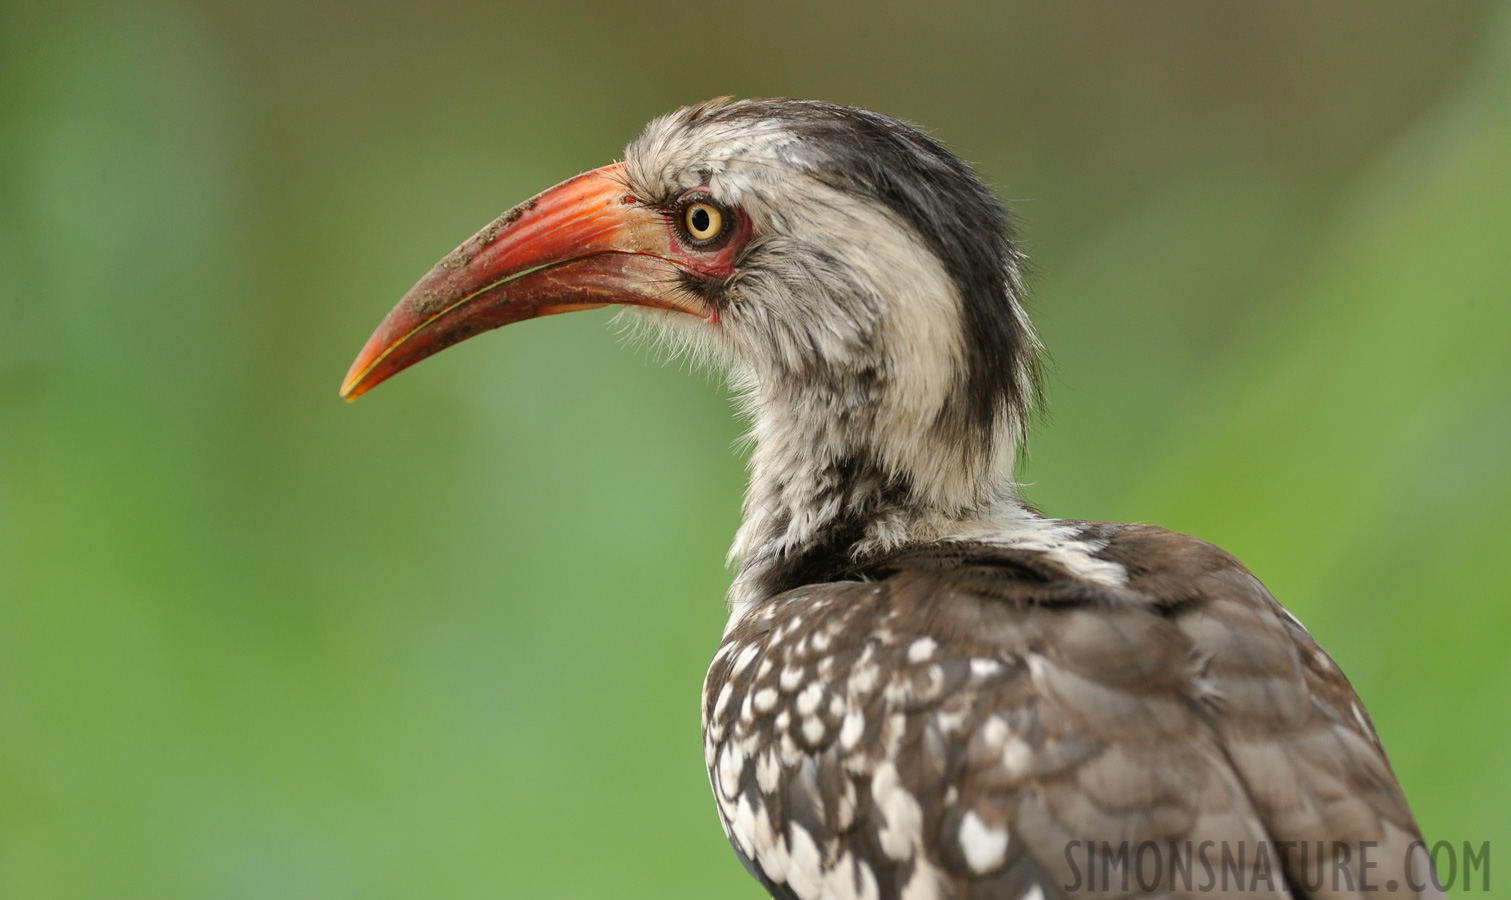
[[718, 345, 1134, 627], [725, 368, 1025, 619]]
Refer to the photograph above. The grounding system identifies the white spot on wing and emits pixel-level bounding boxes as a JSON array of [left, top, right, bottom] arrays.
[[733, 643, 761, 675], [848, 664, 879, 696], [970, 658, 1003, 678], [786, 824, 823, 900], [936, 708, 968, 734], [837, 777, 857, 829], [1351, 702, 1371, 734], [802, 715, 825, 744], [1002, 737, 1032, 778], [856, 861, 880, 900], [732, 794, 757, 857], [980, 715, 1009, 749], [718, 745, 745, 797], [749, 798, 789, 883], [824, 853, 860, 900], [824, 852, 881, 900], [1312, 646, 1339, 673], [959, 810, 1010, 873], [796, 682, 824, 716], [756, 749, 781, 793], [871, 761, 923, 861], [900, 856, 945, 900], [840, 710, 866, 750]]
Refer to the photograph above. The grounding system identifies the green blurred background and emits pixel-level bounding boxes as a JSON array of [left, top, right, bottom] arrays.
[[1, 1, 1507, 896]]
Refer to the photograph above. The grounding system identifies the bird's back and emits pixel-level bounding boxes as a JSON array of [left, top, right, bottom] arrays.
[[704, 524, 1436, 899]]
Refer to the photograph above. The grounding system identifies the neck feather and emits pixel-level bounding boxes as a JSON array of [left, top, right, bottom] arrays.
[[727, 376, 1021, 612]]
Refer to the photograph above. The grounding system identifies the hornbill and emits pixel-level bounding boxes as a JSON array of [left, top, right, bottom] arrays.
[[342, 99, 1439, 899]]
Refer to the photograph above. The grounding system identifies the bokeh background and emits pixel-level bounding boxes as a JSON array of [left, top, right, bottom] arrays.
[[2, 1, 1508, 896]]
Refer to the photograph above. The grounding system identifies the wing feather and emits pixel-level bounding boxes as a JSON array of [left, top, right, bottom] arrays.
[[704, 524, 1438, 899]]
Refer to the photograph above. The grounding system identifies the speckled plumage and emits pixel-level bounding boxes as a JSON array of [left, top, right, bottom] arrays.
[[703, 527, 1432, 899], [351, 97, 1440, 899]]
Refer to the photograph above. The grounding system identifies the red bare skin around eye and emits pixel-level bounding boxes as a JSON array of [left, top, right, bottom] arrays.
[[668, 210, 752, 279], [618, 186, 753, 324], [635, 186, 754, 279]]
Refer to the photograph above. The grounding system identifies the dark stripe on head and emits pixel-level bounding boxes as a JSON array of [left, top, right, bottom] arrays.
[[698, 98, 1041, 445]]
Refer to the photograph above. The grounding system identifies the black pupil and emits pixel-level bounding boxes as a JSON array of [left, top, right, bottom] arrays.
[[690, 207, 711, 234]]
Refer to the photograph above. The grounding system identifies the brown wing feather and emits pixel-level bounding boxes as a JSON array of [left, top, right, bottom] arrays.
[[704, 524, 1437, 900]]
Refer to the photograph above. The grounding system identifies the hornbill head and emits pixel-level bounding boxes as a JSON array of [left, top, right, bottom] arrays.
[[342, 98, 1041, 601]]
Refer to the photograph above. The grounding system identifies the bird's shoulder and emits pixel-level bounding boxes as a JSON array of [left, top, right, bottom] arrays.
[[703, 522, 1434, 899]]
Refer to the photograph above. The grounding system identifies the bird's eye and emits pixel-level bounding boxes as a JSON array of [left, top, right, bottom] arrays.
[[683, 202, 723, 242]]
